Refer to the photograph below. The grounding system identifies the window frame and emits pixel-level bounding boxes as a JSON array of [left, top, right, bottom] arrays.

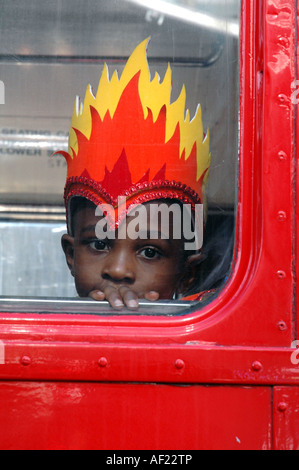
[[0, 0, 297, 387]]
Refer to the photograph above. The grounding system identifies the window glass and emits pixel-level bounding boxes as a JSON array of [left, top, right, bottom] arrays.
[[0, 0, 240, 313]]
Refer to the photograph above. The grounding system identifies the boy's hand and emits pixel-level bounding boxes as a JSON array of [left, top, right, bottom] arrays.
[[88, 288, 160, 310]]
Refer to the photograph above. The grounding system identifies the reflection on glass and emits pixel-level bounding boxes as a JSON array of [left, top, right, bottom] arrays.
[[0, 0, 239, 312], [124, 0, 240, 36]]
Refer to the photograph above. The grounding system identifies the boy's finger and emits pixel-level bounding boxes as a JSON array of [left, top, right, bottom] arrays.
[[119, 286, 139, 309], [88, 289, 158, 307], [89, 290, 105, 301], [144, 291, 160, 301], [103, 286, 125, 309]]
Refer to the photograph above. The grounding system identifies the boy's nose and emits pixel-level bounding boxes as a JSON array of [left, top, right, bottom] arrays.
[[101, 250, 135, 284]]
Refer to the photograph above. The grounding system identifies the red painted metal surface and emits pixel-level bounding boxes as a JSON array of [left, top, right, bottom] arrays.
[[0, 0, 298, 450], [0, 383, 272, 450], [273, 387, 299, 450], [0, 342, 299, 385]]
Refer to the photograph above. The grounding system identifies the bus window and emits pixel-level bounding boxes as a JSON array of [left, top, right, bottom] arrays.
[[0, 0, 240, 314]]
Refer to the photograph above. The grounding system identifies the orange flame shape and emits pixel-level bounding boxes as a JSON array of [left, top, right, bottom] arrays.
[[59, 38, 210, 206]]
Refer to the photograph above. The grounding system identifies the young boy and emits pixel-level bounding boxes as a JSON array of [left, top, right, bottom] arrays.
[[56, 39, 211, 309]]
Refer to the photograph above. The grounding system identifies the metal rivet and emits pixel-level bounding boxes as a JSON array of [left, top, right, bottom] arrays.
[[277, 211, 287, 222], [277, 321, 287, 331], [278, 151, 287, 161], [278, 94, 287, 103], [251, 361, 263, 372], [278, 36, 289, 47], [175, 359, 185, 370], [98, 357, 108, 368], [20, 356, 31, 366], [277, 270, 286, 279], [277, 402, 288, 412]]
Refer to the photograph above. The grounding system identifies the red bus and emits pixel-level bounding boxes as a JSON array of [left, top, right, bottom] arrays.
[[0, 0, 298, 450]]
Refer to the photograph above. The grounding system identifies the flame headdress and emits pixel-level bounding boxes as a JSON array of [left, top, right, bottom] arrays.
[[57, 38, 210, 232]]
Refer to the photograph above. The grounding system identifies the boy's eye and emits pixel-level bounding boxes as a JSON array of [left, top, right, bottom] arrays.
[[139, 247, 161, 259], [89, 239, 108, 251]]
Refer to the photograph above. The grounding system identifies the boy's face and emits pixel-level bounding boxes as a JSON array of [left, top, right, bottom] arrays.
[[62, 200, 201, 309]]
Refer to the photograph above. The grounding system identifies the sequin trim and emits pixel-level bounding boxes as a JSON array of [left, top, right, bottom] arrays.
[[64, 176, 202, 234]]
